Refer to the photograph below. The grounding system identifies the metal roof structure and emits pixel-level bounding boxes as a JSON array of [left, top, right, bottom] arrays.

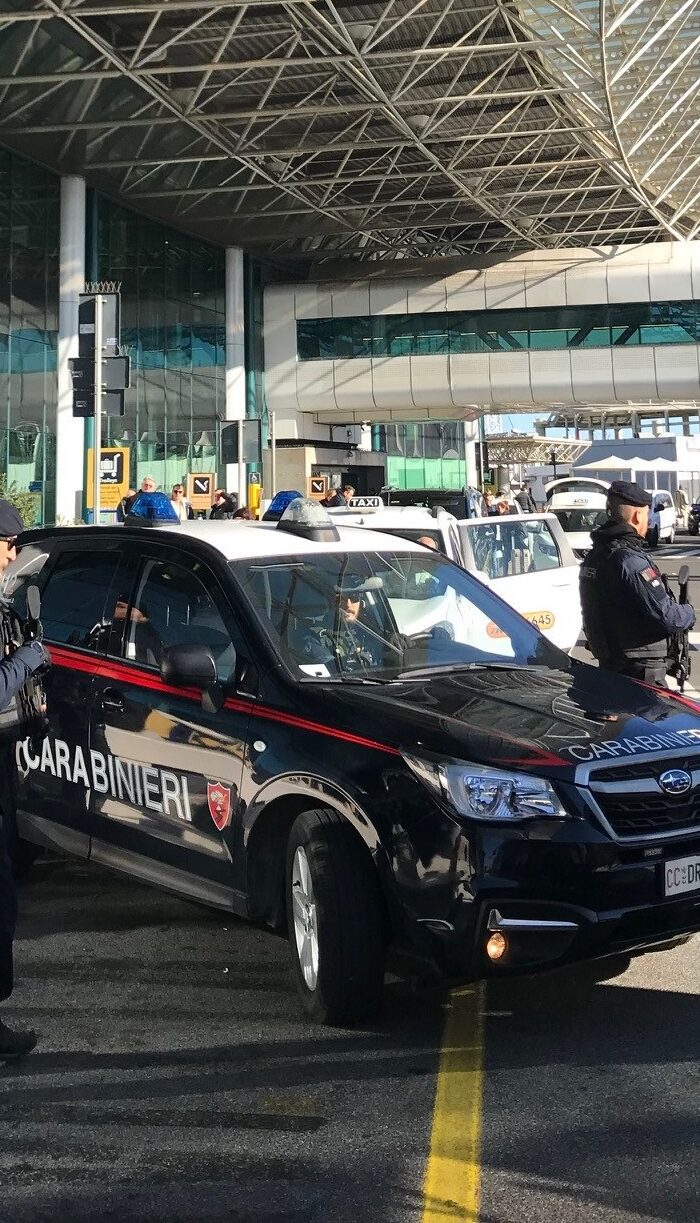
[[481, 433, 590, 464], [0, 1, 698, 266]]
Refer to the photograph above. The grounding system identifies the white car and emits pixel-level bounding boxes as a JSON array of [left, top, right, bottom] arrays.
[[647, 489, 676, 546], [547, 497, 609, 557], [455, 514, 582, 654], [329, 500, 582, 653]]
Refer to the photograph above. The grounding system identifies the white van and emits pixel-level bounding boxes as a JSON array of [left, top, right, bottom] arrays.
[[647, 489, 676, 546]]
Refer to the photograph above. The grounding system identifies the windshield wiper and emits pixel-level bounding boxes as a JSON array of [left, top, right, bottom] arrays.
[[393, 661, 540, 680]]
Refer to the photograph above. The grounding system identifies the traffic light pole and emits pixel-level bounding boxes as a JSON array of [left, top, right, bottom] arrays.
[[93, 294, 103, 523]]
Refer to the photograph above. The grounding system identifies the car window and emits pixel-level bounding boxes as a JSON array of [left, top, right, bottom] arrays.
[[234, 550, 565, 681], [34, 550, 122, 649], [125, 556, 237, 682], [464, 520, 561, 580], [552, 508, 607, 532]]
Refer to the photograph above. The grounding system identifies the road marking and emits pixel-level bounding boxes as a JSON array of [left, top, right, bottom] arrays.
[[422, 982, 485, 1222]]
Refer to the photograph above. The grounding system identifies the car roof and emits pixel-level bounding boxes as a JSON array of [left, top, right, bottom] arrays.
[[456, 512, 550, 525], [326, 506, 452, 530], [25, 520, 431, 562]]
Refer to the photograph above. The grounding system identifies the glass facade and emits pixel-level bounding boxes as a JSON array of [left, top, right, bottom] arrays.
[[297, 301, 700, 360], [0, 148, 59, 524], [374, 422, 468, 491], [98, 198, 226, 494]]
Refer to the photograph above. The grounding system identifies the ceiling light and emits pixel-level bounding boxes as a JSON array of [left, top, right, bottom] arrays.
[[407, 114, 431, 135]]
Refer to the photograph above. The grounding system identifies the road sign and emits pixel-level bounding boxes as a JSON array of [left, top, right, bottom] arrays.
[[86, 447, 130, 511], [79, 293, 121, 358], [186, 472, 215, 510], [307, 476, 328, 500], [248, 471, 261, 485], [221, 419, 262, 464], [73, 390, 125, 418]]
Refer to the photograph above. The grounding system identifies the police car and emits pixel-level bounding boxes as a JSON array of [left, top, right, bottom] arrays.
[[329, 499, 581, 652], [5, 494, 700, 1025]]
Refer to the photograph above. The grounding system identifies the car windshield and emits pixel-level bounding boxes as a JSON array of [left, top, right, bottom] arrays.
[[552, 508, 608, 532], [232, 550, 566, 681]]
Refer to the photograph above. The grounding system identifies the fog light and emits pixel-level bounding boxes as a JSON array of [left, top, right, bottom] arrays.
[[486, 931, 508, 961]]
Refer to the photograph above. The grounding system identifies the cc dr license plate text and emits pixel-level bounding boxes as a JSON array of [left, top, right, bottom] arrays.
[[664, 855, 700, 897]]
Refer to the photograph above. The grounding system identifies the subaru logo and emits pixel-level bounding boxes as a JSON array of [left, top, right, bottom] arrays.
[[659, 769, 692, 796]]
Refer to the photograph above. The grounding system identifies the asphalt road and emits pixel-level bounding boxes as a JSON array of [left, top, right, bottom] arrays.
[[2, 541, 699, 1223]]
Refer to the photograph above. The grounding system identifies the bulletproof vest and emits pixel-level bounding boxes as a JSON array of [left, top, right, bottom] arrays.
[[580, 535, 633, 664], [0, 600, 47, 745]]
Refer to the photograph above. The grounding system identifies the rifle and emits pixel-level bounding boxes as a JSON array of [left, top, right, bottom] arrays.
[[665, 564, 691, 693]]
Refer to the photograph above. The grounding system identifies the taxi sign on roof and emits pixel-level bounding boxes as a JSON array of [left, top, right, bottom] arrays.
[[348, 495, 384, 510]]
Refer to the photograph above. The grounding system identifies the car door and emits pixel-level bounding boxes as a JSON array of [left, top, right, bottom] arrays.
[[457, 516, 582, 651], [12, 539, 127, 858], [89, 541, 254, 909]]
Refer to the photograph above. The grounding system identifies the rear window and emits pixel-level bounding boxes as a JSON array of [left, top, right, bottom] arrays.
[[552, 508, 607, 532], [464, 520, 561, 580], [34, 550, 122, 648]]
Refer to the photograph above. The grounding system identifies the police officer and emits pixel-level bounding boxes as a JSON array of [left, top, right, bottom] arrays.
[[0, 500, 50, 1061], [580, 480, 695, 685]]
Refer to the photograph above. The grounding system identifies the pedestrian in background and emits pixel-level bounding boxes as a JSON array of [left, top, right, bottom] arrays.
[[514, 482, 537, 513], [580, 480, 695, 685], [169, 484, 194, 522], [232, 507, 254, 520], [0, 501, 51, 1061], [209, 489, 237, 520]]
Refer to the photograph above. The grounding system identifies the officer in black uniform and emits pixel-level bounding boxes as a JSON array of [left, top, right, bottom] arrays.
[[580, 480, 695, 685], [0, 500, 50, 1061]]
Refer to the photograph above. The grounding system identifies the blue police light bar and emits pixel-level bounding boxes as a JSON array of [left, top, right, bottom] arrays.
[[124, 491, 180, 525], [262, 490, 303, 522]]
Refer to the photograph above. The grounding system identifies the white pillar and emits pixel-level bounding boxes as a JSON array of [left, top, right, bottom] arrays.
[[225, 246, 246, 504], [56, 175, 86, 524]]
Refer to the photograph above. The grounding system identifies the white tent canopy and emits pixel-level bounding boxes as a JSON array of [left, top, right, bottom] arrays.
[[575, 455, 633, 471]]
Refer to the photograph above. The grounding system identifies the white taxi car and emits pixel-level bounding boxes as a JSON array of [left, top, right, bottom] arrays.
[[328, 499, 582, 652]]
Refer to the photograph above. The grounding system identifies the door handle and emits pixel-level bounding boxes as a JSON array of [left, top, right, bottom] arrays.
[[101, 687, 124, 714]]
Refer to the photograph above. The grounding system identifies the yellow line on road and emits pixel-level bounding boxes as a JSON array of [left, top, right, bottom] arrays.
[[421, 982, 485, 1222]]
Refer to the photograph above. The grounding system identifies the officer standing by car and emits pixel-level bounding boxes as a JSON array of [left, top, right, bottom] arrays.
[[0, 501, 50, 1061], [580, 480, 695, 685]]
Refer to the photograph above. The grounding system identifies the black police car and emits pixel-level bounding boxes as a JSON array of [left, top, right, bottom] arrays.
[[5, 496, 700, 1024]]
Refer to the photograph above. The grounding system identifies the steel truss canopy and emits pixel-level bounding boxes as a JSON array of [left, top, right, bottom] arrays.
[[0, 1, 698, 264], [484, 433, 590, 465]]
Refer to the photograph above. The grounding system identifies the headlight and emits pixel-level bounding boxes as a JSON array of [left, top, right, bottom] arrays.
[[404, 753, 567, 822]]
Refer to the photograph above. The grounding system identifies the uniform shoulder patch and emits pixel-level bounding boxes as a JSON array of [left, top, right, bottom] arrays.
[[641, 565, 658, 581]]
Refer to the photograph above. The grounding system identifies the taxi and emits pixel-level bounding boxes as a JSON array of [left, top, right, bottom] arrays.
[[5, 496, 700, 1025], [329, 499, 581, 652]]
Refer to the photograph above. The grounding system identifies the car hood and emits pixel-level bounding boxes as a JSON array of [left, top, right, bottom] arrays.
[[325, 662, 700, 779]]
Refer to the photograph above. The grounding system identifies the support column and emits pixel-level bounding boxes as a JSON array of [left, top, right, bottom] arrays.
[[225, 246, 246, 505], [56, 175, 86, 524]]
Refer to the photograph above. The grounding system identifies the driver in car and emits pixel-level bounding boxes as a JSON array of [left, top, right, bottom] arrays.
[[331, 576, 393, 672]]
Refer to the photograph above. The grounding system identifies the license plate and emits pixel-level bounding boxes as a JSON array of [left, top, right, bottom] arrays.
[[663, 855, 700, 897]]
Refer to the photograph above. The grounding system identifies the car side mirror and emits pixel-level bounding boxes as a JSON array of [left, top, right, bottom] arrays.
[[160, 644, 217, 687], [653, 500, 664, 513]]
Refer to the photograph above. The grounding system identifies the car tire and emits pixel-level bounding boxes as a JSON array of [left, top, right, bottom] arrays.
[[648, 526, 659, 548], [286, 808, 385, 1025]]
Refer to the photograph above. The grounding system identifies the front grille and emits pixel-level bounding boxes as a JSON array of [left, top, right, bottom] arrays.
[[594, 790, 700, 837], [592, 755, 700, 783]]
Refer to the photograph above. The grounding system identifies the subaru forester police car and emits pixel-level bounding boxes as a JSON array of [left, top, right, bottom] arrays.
[[5, 495, 700, 1025]]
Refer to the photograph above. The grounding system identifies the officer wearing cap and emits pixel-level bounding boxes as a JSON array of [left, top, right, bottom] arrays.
[[0, 500, 50, 1061], [579, 480, 695, 685]]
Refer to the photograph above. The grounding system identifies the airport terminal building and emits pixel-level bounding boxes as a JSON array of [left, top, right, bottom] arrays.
[[1, 2, 699, 522]]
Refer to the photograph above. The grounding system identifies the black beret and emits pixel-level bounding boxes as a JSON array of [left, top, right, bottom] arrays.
[[0, 499, 24, 537], [608, 480, 653, 508]]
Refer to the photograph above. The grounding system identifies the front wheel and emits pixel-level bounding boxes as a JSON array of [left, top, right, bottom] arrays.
[[286, 808, 386, 1025]]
